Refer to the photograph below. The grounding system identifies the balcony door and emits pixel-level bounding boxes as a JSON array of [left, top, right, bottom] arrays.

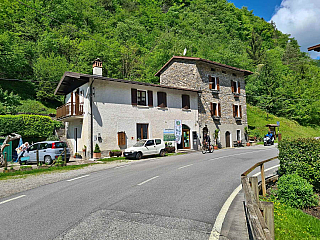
[[75, 89, 80, 115]]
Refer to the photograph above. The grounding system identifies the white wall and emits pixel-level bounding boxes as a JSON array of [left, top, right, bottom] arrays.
[[67, 80, 199, 154]]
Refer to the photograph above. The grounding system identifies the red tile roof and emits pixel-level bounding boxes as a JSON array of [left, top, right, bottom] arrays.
[[155, 56, 253, 76]]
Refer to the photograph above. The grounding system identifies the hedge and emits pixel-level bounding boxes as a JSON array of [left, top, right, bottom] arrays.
[[0, 115, 62, 138], [278, 138, 320, 191]]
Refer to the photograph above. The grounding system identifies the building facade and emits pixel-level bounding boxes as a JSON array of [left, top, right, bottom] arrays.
[[55, 62, 200, 157], [155, 56, 252, 148]]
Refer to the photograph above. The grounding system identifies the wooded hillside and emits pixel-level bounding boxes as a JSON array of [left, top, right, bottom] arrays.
[[0, 0, 319, 125]]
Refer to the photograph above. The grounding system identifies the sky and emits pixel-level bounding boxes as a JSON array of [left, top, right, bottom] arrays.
[[228, 0, 320, 59]]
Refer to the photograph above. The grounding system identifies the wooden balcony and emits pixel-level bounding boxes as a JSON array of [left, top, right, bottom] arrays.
[[56, 102, 84, 120]]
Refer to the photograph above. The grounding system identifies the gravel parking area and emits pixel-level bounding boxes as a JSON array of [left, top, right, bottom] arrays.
[[0, 160, 131, 199]]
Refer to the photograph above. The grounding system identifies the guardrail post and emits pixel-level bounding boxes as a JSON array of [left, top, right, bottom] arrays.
[[261, 201, 275, 240], [260, 164, 267, 197], [249, 176, 259, 204]]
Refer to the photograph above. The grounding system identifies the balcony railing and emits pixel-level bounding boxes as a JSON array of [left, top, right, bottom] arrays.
[[56, 102, 84, 120]]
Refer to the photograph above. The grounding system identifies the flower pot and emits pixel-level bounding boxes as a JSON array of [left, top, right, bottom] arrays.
[[246, 142, 251, 146], [214, 145, 218, 150], [109, 151, 122, 157], [93, 152, 101, 159]]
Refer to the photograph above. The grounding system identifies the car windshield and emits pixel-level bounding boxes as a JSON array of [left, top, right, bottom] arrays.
[[133, 140, 146, 147]]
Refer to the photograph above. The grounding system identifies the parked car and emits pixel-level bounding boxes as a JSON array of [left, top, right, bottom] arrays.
[[19, 141, 70, 165], [124, 139, 166, 160]]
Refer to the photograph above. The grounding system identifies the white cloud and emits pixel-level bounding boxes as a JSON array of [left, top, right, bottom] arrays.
[[271, 0, 320, 59]]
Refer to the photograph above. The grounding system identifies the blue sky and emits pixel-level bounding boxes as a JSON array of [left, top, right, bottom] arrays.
[[228, 0, 282, 21], [228, 0, 320, 59]]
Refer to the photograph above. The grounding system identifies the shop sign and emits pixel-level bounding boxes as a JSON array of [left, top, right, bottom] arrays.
[[163, 129, 175, 141], [175, 120, 182, 144]]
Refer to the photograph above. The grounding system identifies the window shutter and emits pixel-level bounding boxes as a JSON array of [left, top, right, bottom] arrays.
[[231, 80, 234, 92], [240, 105, 242, 118], [131, 88, 137, 105], [209, 76, 213, 90], [148, 90, 153, 107], [164, 92, 167, 107], [210, 102, 213, 116], [118, 132, 126, 145], [218, 103, 221, 117], [216, 77, 220, 90], [238, 81, 240, 94], [233, 105, 236, 117]]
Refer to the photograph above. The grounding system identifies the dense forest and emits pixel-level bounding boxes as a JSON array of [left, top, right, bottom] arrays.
[[0, 0, 319, 125]]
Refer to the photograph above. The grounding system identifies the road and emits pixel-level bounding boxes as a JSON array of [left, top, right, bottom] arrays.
[[0, 145, 279, 240]]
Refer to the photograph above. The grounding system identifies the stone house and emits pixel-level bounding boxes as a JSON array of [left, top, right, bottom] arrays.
[[54, 59, 200, 158], [155, 56, 253, 148]]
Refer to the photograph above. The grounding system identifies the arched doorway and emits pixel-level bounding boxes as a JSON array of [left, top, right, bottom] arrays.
[[225, 131, 231, 148], [177, 124, 191, 149]]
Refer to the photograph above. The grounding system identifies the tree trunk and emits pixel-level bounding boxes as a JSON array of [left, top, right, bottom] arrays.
[[0, 133, 21, 167]]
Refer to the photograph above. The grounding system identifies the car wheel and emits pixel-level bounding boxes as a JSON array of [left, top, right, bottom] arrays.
[[159, 150, 166, 157], [135, 152, 142, 160], [44, 156, 52, 165]]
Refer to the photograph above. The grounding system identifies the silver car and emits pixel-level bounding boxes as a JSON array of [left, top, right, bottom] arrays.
[[19, 141, 71, 165]]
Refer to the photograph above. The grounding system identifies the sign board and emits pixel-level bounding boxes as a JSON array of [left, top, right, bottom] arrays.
[[174, 120, 182, 144], [163, 129, 175, 141]]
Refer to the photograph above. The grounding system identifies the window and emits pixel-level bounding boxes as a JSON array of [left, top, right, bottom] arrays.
[[209, 76, 220, 90], [145, 140, 155, 146], [137, 90, 146, 106], [237, 130, 241, 141], [131, 89, 153, 106], [29, 144, 38, 151], [182, 95, 190, 109], [231, 80, 240, 94], [157, 92, 167, 108], [222, 70, 226, 74], [211, 68, 216, 72], [155, 139, 161, 145], [233, 104, 242, 118], [210, 102, 221, 117], [39, 143, 48, 150], [137, 124, 148, 139]]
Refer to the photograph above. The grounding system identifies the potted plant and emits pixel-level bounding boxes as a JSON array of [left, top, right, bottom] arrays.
[[109, 150, 122, 157], [214, 129, 219, 150], [165, 142, 175, 153], [93, 144, 101, 159], [74, 153, 82, 159]]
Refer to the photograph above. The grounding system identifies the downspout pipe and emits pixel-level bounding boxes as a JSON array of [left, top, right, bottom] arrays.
[[90, 79, 94, 158]]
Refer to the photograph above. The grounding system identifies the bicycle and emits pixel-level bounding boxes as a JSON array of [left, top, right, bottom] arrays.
[[202, 141, 213, 154]]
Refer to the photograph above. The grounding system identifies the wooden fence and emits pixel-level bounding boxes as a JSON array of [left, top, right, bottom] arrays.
[[241, 156, 278, 240]]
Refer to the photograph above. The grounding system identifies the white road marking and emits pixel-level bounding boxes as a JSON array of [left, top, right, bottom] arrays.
[[178, 164, 193, 169], [66, 175, 90, 182], [253, 164, 280, 177], [137, 176, 159, 186], [209, 162, 279, 240], [0, 195, 26, 205], [207, 149, 273, 161], [115, 165, 127, 169]]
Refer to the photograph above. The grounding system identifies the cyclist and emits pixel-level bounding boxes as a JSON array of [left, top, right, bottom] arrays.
[[203, 133, 212, 152]]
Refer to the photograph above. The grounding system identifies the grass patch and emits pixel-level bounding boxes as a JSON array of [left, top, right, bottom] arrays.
[[0, 164, 92, 181], [247, 105, 320, 140], [271, 200, 320, 239], [16, 99, 56, 115], [97, 157, 126, 162]]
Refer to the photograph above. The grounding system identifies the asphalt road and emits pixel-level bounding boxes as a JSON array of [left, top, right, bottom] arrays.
[[0, 145, 279, 240]]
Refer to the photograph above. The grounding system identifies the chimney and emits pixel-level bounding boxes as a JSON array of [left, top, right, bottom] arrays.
[[92, 58, 102, 76]]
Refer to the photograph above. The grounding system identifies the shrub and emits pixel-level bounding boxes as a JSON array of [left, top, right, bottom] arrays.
[[0, 115, 61, 138], [94, 144, 101, 153], [277, 174, 318, 209], [278, 138, 320, 191], [46, 135, 60, 141]]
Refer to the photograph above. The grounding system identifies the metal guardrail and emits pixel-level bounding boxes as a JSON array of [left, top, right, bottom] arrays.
[[241, 156, 278, 240]]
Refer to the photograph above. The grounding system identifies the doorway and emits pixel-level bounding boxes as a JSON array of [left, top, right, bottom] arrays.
[[225, 131, 231, 148], [177, 124, 191, 149]]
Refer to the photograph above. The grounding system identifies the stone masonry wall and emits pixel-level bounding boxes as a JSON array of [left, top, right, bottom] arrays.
[[160, 59, 248, 147]]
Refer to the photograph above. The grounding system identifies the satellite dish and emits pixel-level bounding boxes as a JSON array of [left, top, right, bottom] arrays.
[[183, 48, 187, 56]]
